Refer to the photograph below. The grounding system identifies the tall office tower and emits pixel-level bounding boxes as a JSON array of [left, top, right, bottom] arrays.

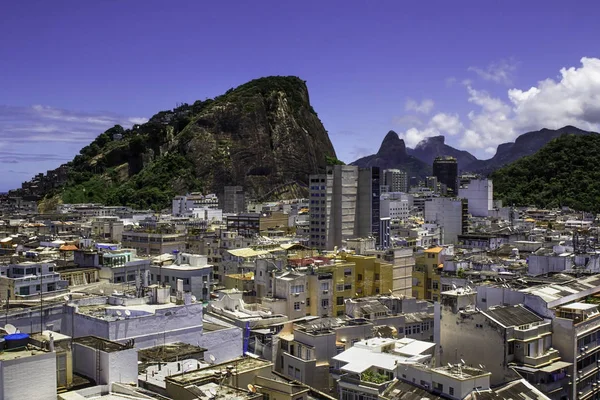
[[357, 167, 380, 243], [383, 169, 408, 193], [432, 156, 458, 195], [309, 166, 380, 250], [221, 186, 246, 213]]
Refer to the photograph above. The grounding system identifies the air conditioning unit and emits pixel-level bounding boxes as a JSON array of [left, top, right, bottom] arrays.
[[293, 293, 299, 297], [323, 290, 329, 294]]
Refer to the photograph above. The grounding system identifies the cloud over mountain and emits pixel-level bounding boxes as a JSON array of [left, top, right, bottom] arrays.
[[398, 57, 600, 153]]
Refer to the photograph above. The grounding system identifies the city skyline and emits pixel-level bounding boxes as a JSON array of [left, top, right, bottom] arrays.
[[2, 0, 600, 191]]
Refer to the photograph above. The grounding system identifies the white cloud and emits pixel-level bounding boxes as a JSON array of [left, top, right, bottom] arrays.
[[430, 113, 463, 135], [401, 57, 600, 154], [468, 58, 518, 85], [405, 98, 434, 114]]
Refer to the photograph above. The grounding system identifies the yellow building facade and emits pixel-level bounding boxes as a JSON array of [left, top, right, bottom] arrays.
[[306, 253, 394, 317], [412, 247, 443, 301]]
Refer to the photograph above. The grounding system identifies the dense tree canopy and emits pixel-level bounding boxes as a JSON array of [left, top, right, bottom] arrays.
[[491, 134, 600, 213]]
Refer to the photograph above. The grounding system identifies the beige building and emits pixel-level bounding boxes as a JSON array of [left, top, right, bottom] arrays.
[[121, 230, 186, 256]]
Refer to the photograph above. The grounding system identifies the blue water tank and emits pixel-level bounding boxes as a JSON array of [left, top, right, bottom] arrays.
[[5, 333, 29, 349]]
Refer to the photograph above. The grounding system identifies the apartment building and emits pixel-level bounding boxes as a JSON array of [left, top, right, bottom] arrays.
[[383, 169, 408, 193], [412, 246, 445, 301], [0, 261, 68, 299], [438, 288, 568, 399], [309, 165, 379, 250], [458, 178, 493, 217], [121, 230, 186, 255], [150, 253, 214, 301], [424, 197, 468, 245]]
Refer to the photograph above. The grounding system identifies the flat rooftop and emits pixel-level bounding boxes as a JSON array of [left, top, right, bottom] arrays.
[[167, 357, 272, 386], [0, 346, 51, 361], [74, 337, 129, 353], [482, 305, 543, 328], [138, 342, 207, 362]]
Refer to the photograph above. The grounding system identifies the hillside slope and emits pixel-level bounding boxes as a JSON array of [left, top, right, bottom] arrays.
[[491, 134, 600, 213], [38, 76, 336, 209], [468, 125, 596, 174]]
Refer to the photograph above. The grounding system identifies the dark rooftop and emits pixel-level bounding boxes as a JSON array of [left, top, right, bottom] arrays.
[[471, 379, 547, 400], [482, 305, 543, 328], [73, 336, 129, 353], [138, 342, 207, 362], [383, 380, 443, 400]]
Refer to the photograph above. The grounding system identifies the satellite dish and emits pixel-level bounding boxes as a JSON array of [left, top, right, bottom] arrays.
[[116, 311, 122, 316], [209, 354, 216, 363], [125, 310, 131, 316], [4, 324, 16, 334], [191, 295, 197, 302], [479, 364, 485, 369], [247, 384, 257, 393], [452, 284, 457, 290], [461, 359, 466, 364], [99, 289, 104, 295], [63, 295, 70, 301], [447, 363, 452, 368]]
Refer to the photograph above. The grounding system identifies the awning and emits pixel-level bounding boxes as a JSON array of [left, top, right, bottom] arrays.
[[539, 361, 572, 373], [59, 244, 78, 251], [227, 248, 270, 258]]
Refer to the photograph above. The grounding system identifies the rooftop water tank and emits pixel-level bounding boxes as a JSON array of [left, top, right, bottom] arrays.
[[5, 333, 29, 349]]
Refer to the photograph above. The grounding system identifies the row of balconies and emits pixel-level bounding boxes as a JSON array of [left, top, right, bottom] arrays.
[[513, 324, 552, 341], [523, 348, 560, 367]]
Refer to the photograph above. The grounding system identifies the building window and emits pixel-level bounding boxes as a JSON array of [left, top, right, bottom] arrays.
[[288, 365, 293, 376], [344, 268, 352, 276], [508, 342, 515, 355], [321, 299, 329, 308], [344, 284, 352, 290], [374, 273, 380, 280], [320, 282, 330, 291], [432, 281, 439, 290], [291, 285, 305, 294], [449, 387, 454, 396], [306, 298, 310, 306], [358, 274, 363, 281], [294, 302, 301, 311], [336, 284, 345, 291], [337, 296, 344, 306]]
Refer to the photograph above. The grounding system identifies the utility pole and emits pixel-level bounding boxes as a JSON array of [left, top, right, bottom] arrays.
[[40, 266, 44, 332]]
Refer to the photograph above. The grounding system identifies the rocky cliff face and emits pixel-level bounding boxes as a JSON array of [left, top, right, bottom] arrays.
[[466, 125, 596, 174], [351, 131, 430, 178], [31, 76, 337, 209], [407, 135, 477, 171]]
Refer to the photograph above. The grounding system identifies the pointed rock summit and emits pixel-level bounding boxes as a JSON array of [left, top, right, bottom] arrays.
[[377, 130, 406, 157], [406, 135, 476, 170], [351, 131, 430, 178]]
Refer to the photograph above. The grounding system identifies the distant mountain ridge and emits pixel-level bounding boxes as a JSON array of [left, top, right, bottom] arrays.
[[407, 135, 477, 171], [351, 131, 431, 178], [351, 126, 598, 178], [465, 125, 597, 174]]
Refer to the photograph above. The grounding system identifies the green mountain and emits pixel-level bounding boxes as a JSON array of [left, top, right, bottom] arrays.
[[40, 76, 336, 210], [491, 133, 600, 213]]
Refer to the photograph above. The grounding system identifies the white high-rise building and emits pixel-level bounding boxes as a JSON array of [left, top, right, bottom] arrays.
[[309, 166, 378, 250], [458, 178, 493, 217], [380, 192, 411, 222], [424, 197, 468, 245]]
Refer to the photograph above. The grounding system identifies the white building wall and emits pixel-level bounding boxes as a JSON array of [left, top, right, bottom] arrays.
[[1, 352, 57, 400], [458, 179, 493, 217], [73, 344, 138, 386], [424, 198, 463, 245]]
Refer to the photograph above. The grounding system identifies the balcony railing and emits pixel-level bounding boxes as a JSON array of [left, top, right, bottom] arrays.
[[339, 374, 392, 393], [523, 348, 560, 367], [513, 324, 551, 341]]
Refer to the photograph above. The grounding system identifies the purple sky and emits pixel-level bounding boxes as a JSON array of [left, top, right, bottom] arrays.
[[2, 0, 600, 191]]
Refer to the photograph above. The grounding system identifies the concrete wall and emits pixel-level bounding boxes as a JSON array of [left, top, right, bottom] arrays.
[[1, 351, 57, 400], [198, 325, 243, 364], [439, 307, 509, 386], [73, 344, 138, 385]]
